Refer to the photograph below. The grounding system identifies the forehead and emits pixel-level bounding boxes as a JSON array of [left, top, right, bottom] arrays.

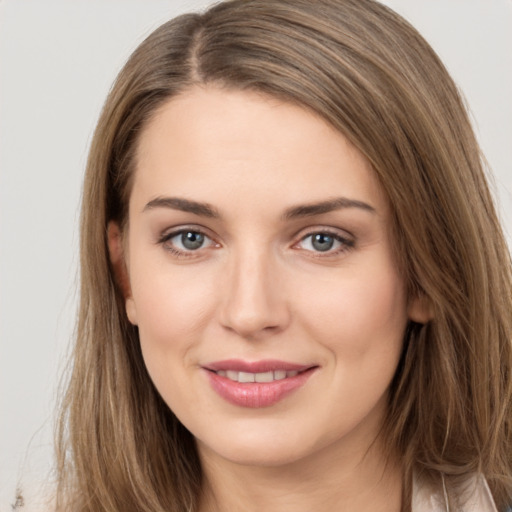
[[132, 86, 388, 216]]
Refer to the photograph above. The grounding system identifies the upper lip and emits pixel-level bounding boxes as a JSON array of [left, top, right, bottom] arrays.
[[203, 359, 316, 373]]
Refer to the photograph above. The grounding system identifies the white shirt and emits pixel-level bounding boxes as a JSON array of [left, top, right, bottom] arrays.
[[413, 472, 498, 511]]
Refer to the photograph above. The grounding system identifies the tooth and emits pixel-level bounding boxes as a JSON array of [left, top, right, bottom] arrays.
[[217, 370, 227, 377], [274, 370, 286, 380], [226, 370, 239, 381], [238, 371, 255, 383], [286, 370, 299, 378], [255, 371, 274, 383]]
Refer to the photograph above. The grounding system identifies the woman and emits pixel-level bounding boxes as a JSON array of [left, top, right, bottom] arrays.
[[52, 0, 512, 510]]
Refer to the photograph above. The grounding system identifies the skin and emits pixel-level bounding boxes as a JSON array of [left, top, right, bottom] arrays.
[[109, 86, 428, 512]]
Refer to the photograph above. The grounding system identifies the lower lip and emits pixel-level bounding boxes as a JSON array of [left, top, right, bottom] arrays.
[[205, 369, 316, 408]]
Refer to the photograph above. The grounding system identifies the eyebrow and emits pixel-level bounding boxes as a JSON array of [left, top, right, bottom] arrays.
[[283, 197, 376, 219], [143, 196, 219, 218], [142, 195, 375, 219]]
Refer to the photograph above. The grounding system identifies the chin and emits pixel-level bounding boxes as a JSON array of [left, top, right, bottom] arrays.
[[194, 416, 345, 469], [203, 440, 308, 468]]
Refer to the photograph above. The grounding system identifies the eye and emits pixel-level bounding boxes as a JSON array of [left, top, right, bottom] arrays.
[[174, 231, 207, 250], [296, 231, 353, 254], [158, 228, 217, 256]]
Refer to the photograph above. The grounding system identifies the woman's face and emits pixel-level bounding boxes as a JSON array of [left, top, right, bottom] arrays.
[[116, 86, 424, 467]]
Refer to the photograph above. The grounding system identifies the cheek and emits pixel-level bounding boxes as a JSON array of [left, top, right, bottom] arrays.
[[296, 261, 408, 359], [297, 263, 407, 425], [129, 266, 221, 413], [129, 261, 219, 366]]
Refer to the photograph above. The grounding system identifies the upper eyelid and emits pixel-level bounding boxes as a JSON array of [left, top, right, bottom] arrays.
[[158, 225, 215, 241], [293, 225, 355, 241], [296, 232, 353, 248], [157, 228, 218, 257], [156, 224, 354, 246], [292, 227, 356, 254]]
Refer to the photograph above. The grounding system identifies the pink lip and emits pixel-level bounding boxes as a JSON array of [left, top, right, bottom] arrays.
[[204, 359, 311, 373], [203, 359, 317, 408]]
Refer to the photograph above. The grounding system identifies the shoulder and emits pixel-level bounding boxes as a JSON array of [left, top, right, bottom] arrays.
[[412, 472, 498, 512]]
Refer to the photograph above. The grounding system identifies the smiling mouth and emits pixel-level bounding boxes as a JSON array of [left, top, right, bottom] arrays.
[[212, 369, 303, 383], [203, 361, 318, 408]]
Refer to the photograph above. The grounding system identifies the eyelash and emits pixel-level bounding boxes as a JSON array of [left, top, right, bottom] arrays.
[[295, 230, 355, 257], [157, 227, 355, 259], [157, 227, 217, 258]]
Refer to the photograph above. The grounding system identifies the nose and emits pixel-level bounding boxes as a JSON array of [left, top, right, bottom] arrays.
[[218, 247, 290, 340]]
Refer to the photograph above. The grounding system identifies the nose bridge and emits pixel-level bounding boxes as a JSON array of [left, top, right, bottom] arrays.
[[220, 243, 288, 338]]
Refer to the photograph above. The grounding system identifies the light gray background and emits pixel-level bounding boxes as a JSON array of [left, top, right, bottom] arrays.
[[1, 1, 511, 509]]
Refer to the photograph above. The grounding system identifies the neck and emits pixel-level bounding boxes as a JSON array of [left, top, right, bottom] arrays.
[[198, 434, 403, 512]]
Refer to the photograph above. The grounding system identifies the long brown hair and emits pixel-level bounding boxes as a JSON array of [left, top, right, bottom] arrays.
[[56, 0, 512, 510]]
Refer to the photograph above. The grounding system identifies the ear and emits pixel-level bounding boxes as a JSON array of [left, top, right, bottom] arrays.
[[407, 293, 433, 324], [107, 221, 138, 325]]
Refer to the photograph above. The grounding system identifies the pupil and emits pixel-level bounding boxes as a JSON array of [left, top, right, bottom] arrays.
[[312, 233, 334, 252], [182, 232, 204, 250]]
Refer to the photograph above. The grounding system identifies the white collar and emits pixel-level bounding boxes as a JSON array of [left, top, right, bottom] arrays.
[[412, 472, 498, 511]]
